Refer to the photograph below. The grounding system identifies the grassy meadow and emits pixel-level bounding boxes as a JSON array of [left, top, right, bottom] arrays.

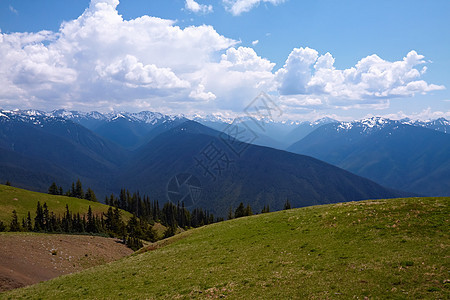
[[1, 196, 448, 299], [0, 184, 131, 224]]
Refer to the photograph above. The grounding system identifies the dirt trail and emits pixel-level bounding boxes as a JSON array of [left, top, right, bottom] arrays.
[[0, 233, 133, 292]]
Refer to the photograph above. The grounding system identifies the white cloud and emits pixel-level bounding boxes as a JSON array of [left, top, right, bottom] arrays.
[[276, 47, 445, 105], [185, 0, 213, 14], [375, 108, 450, 121], [252, 40, 259, 46], [0, 0, 445, 116], [9, 5, 18, 14], [0, 0, 250, 112], [223, 0, 286, 16]]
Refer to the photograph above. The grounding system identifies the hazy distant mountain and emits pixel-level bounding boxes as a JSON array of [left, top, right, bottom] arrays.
[[283, 117, 338, 145], [118, 120, 407, 216], [192, 115, 336, 150], [287, 117, 450, 196]]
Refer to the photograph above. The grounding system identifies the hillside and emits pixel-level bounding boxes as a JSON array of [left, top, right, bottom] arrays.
[[287, 118, 450, 196], [0, 185, 131, 223], [2, 197, 448, 299], [0, 233, 133, 292]]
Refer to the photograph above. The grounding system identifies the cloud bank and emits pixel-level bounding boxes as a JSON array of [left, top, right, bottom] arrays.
[[0, 0, 444, 116]]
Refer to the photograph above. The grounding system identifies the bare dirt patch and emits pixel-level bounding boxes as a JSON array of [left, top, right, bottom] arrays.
[[0, 233, 133, 292]]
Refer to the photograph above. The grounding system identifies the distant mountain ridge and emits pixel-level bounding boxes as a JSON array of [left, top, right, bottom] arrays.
[[287, 117, 450, 196], [0, 110, 410, 216], [332, 116, 450, 134]]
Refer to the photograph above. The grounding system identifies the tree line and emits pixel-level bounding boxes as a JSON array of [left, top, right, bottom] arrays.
[[48, 179, 97, 202], [0, 180, 294, 250], [0, 202, 152, 250]]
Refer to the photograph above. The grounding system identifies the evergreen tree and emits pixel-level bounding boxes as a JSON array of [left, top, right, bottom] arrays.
[[62, 204, 72, 233], [235, 202, 245, 218], [113, 206, 125, 237], [9, 210, 21, 232], [84, 188, 98, 202], [34, 201, 44, 231], [104, 207, 114, 233], [163, 224, 177, 238], [75, 179, 84, 199], [126, 214, 142, 238], [24, 212, 33, 231], [0, 220, 6, 232], [43, 203, 49, 231], [119, 189, 127, 210], [5, 180, 11, 186], [125, 236, 143, 251], [70, 182, 76, 197], [284, 199, 291, 210], [48, 182, 59, 195], [245, 204, 253, 216], [86, 206, 98, 233], [227, 206, 234, 220]]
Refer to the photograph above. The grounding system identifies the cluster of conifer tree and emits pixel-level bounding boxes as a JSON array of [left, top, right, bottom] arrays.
[[2, 202, 152, 251], [104, 188, 223, 236], [48, 179, 97, 202], [0, 180, 289, 250]]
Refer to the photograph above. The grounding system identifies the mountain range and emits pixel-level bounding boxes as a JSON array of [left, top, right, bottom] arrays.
[[0, 109, 412, 216], [287, 117, 450, 196]]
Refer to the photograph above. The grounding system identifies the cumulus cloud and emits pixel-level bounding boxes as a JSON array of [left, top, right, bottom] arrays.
[[276, 47, 445, 106], [223, 0, 286, 16], [0, 0, 249, 111], [185, 0, 213, 14], [378, 108, 450, 121], [0, 0, 444, 116]]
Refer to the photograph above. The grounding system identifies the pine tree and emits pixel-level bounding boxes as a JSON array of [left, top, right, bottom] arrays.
[[43, 203, 49, 231], [70, 182, 76, 197], [62, 204, 72, 233], [75, 179, 84, 199], [48, 182, 59, 195], [24, 211, 33, 231], [126, 214, 142, 238], [163, 224, 177, 238], [86, 206, 98, 233], [227, 206, 234, 220], [235, 202, 245, 218], [245, 204, 253, 216], [284, 199, 291, 210], [34, 201, 44, 231], [9, 210, 21, 232], [84, 188, 98, 202], [0, 220, 6, 232], [5, 180, 11, 186]]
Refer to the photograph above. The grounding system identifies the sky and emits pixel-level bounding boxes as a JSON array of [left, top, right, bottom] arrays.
[[0, 0, 449, 121]]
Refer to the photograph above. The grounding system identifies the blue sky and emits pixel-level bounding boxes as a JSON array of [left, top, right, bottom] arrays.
[[0, 0, 448, 120]]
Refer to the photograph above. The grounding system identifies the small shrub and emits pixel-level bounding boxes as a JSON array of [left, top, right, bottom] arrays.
[[400, 261, 414, 267]]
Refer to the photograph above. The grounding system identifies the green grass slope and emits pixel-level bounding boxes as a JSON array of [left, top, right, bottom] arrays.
[[2, 197, 449, 299], [0, 184, 131, 223]]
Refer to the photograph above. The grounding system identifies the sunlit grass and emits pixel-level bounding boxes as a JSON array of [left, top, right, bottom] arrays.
[[2, 197, 449, 299]]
